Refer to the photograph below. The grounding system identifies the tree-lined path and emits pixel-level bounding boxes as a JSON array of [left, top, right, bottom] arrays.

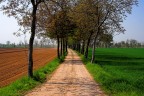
[[26, 49, 105, 96]]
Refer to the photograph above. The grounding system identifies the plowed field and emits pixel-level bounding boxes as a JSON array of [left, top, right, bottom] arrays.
[[0, 48, 57, 87]]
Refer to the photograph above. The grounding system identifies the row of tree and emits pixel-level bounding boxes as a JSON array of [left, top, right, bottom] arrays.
[[112, 39, 144, 48], [0, 0, 138, 78], [95, 39, 144, 48], [66, 0, 138, 63], [0, 38, 56, 48]]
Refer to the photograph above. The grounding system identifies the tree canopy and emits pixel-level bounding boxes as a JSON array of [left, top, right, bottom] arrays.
[[0, 0, 138, 77]]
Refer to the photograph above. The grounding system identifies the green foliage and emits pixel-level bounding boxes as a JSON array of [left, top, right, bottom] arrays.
[[59, 52, 67, 63], [0, 77, 38, 96], [83, 48, 144, 96], [33, 71, 46, 83], [0, 58, 60, 96], [77, 53, 88, 64]]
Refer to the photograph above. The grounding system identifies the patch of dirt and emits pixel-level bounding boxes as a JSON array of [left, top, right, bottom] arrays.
[[0, 48, 57, 87], [26, 49, 106, 96]]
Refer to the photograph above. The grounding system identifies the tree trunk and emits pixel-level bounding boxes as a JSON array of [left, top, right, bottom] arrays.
[[79, 42, 81, 52], [77, 43, 79, 52], [77, 43, 80, 52], [91, 35, 97, 63], [91, 6, 101, 63], [63, 38, 65, 55], [60, 38, 63, 56], [66, 40, 68, 53], [81, 40, 85, 54], [57, 36, 60, 59], [73, 44, 76, 50], [75, 44, 77, 51], [85, 32, 93, 59], [28, 4, 37, 78]]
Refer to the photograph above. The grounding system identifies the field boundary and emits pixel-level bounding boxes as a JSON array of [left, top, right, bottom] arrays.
[[77, 48, 144, 96], [0, 57, 63, 96], [0, 48, 57, 87]]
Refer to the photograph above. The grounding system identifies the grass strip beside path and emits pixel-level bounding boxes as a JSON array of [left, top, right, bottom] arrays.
[[0, 58, 61, 96], [78, 48, 144, 96]]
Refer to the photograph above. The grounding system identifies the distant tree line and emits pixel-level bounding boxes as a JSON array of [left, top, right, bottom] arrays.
[[112, 39, 144, 48], [0, 38, 57, 48], [93, 39, 144, 48]]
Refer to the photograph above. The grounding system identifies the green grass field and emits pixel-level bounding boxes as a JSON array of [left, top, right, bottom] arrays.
[[85, 48, 144, 96]]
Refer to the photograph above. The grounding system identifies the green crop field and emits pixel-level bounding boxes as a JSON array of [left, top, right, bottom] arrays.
[[85, 48, 144, 96]]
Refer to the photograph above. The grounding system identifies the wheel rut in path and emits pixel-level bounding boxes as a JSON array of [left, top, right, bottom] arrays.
[[26, 49, 106, 96]]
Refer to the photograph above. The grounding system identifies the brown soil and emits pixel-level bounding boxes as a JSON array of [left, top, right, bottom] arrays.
[[26, 49, 106, 96], [0, 48, 57, 87]]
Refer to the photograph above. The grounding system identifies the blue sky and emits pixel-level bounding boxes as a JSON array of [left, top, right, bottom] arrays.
[[0, 0, 144, 44], [113, 0, 144, 42], [0, 12, 30, 44]]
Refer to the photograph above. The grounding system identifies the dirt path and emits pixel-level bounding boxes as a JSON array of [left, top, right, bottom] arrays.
[[26, 49, 106, 96]]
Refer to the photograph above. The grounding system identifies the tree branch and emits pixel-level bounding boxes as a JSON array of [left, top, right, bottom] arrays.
[[98, 10, 110, 28], [36, 0, 44, 6], [31, 0, 35, 6]]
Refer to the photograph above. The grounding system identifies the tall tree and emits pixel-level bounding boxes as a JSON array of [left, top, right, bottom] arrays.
[[89, 0, 138, 63], [43, 0, 76, 58], [1, 0, 46, 77], [68, 0, 138, 63], [28, 0, 44, 77], [69, 0, 96, 58]]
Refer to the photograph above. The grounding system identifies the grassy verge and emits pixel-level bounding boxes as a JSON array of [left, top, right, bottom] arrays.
[[0, 58, 63, 96], [78, 48, 144, 96]]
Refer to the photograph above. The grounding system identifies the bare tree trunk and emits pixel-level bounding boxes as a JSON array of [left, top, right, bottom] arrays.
[[77, 42, 80, 52], [91, 34, 97, 63], [91, 6, 101, 63], [60, 38, 63, 56], [85, 32, 93, 59], [77, 43, 79, 52], [91, 29, 100, 63], [66, 40, 68, 53], [63, 38, 65, 55], [73, 44, 76, 50], [57, 36, 60, 59], [75, 44, 77, 50], [79, 42, 81, 52], [28, 4, 37, 78], [81, 40, 85, 54]]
